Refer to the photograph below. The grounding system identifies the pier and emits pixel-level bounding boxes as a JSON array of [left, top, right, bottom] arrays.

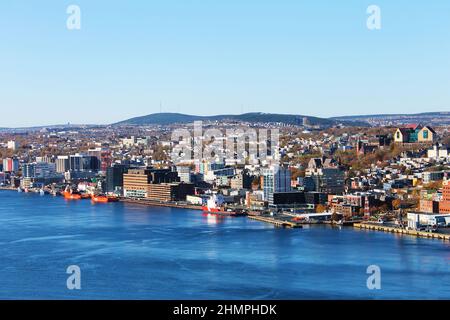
[[0, 187, 16, 191], [248, 215, 303, 228], [354, 223, 450, 241], [120, 198, 203, 210]]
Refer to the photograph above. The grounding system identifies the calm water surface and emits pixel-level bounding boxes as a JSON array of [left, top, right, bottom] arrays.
[[0, 190, 449, 299]]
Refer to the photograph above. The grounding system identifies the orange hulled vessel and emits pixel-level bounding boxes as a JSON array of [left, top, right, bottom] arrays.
[[63, 191, 82, 200], [91, 195, 119, 203], [63, 186, 82, 200]]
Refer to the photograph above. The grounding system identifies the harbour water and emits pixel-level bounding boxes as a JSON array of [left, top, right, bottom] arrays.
[[0, 190, 449, 299]]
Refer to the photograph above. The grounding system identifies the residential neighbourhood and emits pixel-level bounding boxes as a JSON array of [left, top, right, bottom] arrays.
[[1, 120, 449, 233]]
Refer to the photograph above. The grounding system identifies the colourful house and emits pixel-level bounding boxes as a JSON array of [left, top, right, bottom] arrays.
[[394, 124, 436, 143]]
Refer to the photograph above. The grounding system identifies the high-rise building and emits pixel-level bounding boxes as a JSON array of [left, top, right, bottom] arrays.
[[22, 163, 35, 178], [106, 164, 128, 193], [230, 170, 253, 189], [56, 156, 70, 173], [176, 165, 192, 183], [2, 158, 19, 173], [262, 166, 291, 205], [23, 162, 57, 178], [88, 147, 112, 172], [69, 154, 100, 172], [7, 140, 19, 150]]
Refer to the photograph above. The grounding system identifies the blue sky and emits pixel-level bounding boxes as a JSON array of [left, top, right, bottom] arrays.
[[0, 0, 449, 127]]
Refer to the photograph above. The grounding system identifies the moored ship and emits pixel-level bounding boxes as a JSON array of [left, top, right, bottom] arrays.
[[202, 194, 246, 217], [91, 195, 119, 203], [63, 186, 82, 200]]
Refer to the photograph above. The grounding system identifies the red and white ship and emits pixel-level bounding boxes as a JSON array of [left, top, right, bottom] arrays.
[[202, 194, 225, 213], [202, 194, 246, 217]]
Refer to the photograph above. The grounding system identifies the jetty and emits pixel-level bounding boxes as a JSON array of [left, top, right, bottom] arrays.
[[354, 223, 450, 241], [248, 215, 302, 228], [120, 198, 203, 210]]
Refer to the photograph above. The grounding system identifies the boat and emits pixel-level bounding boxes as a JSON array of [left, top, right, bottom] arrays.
[[107, 195, 119, 202], [63, 192, 82, 200], [92, 195, 108, 203], [202, 194, 245, 216], [63, 186, 82, 200], [91, 195, 119, 203], [202, 194, 224, 213]]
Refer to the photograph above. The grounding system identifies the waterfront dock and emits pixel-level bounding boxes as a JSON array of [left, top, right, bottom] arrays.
[[0, 187, 16, 191], [354, 223, 450, 241], [248, 214, 303, 228], [120, 198, 203, 210]]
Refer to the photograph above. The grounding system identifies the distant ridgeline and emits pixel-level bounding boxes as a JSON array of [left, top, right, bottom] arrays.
[[114, 112, 368, 127], [331, 112, 450, 126]]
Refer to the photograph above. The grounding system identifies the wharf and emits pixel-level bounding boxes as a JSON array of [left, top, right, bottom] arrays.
[[248, 215, 303, 228], [354, 223, 450, 241], [120, 198, 203, 210], [0, 187, 16, 191]]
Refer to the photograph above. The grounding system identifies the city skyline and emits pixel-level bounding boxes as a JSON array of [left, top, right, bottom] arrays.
[[1, 0, 449, 127]]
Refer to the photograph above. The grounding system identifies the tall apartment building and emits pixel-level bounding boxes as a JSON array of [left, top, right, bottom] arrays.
[[7, 140, 19, 150], [88, 147, 112, 172], [56, 156, 70, 173], [22, 162, 57, 179], [176, 165, 192, 183], [262, 165, 291, 205], [2, 158, 19, 173], [69, 154, 100, 172], [230, 170, 253, 190], [106, 164, 128, 193]]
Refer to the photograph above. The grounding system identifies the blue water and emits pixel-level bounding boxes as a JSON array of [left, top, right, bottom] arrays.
[[0, 190, 449, 299]]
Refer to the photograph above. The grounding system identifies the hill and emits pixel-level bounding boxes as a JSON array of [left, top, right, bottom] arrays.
[[114, 112, 365, 127], [331, 111, 450, 126]]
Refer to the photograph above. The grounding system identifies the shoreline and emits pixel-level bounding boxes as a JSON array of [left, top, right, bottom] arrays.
[[0, 187, 16, 191], [119, 197, 203, 210], [354, 223, 450, 241], [2, 189, 450, 241]]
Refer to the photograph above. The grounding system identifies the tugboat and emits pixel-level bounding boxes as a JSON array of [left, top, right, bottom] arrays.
[[91, 195, 119, 203], [63, 186, 82, 200]]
